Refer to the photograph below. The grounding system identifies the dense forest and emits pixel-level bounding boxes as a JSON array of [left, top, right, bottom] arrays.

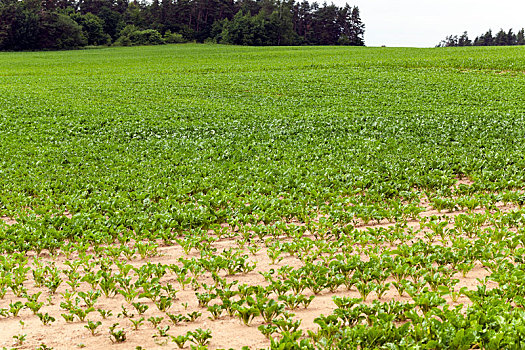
[[0, 0, 365, 50], [438, 28, 525, 47]]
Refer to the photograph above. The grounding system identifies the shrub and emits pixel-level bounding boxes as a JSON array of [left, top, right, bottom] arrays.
[[115, 26, 164, 46], [129, 29, 164, 45], [163, 30, 186, 44]]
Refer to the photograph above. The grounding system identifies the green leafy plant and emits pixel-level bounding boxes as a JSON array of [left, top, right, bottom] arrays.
[[130, 317, 145, 330], [109, 323, 127, 343], [84, 320, 102, 336], [13, 334, 27, 346], [37, 312, 56, 325], [188, 328, 212, 346], [148, 316, 164, 328], [172, 334, 189, 349]]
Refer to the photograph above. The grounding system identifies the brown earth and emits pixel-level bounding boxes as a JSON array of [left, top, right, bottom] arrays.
[[0, 183, 519, 349]]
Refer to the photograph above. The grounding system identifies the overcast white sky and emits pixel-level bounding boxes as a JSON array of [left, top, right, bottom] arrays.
[[330, 0, 525, 47]]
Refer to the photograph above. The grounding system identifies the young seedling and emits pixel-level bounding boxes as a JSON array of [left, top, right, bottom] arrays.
[[156, 325, 170, 338], [132, 302, 149, 315], [207, 304, 224, 320], [272, 316, 301, 333], [9, 301, 24, 317], [171, 334, 189, 349], [37, 312, 56, 325], [148, 316, 164, 328], [44, 274, 62, 294], [66, 271, 81, 291], [188, 328, 212, 346], [259, 299, 285, 324], [78, 290, 101, 308], [99, 272, 117, 298], [258, 324, 278, 339], [186, 311, 201, 322], [167, 313, 188, 325], [136, 242, 158, 259], [61, 313, 75, 323], [155, 296, 173, 312], [13, 333, 27, 346], [195, 292, 215, 308], [71, 306, 95, 322], [299, 295, 315, 309], [355, 281, 377, 302], [97, 308, 113, 319], [25, 300, 44, 315], [84, 320, 102, 336], [81, 273, 100, 290], [118, 288, 140, 304], [278, 295, 302, 310], [234, 305, 260, 326], [36, 343, 54, 350], [130, 317, 145, 330], [0, 308, 8, 317], [109, 323, 127, 343], [376, 282, 391, 300], [118, 305, 134, 318]]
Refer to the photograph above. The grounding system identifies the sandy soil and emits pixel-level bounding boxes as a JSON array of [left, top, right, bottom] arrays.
[[0, 182, 519, 349]]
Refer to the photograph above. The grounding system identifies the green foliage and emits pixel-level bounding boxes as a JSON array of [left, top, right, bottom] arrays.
[[37, 312, 55, 325], [12, 334, 26, 346], [163, 30, 186, 44], [188, 328, 212, 346], [129, 317, 145, 330], [109, 323, 126, 343], [2, 44, 525, 349], [84, 320, 102, 335], [71, 12, 110, 46], [172, 334, 189, 348], [1, 0, 365, 50], [115, 26, 164, 47], [39, 12, 87, 49]]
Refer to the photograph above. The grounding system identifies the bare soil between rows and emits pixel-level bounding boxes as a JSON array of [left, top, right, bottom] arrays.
[[0, 185, 519, 349]]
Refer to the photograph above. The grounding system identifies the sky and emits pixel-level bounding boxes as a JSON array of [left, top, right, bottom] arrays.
[[330, 0, 525, 47]]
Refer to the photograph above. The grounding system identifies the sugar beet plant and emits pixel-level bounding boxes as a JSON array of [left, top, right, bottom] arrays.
[[2, 45, 525, 348]]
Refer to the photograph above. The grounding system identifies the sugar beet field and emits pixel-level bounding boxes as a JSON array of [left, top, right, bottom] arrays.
[[1, 45, 525, 349]]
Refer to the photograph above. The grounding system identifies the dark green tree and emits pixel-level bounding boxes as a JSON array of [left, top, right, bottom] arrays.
[[0, 0, 41, 50], [266, 1, 297, 45], [309, 2, 340, 45], [457, 31, 471, 46], [343, 5, 364, 45], [98, 7, 123, 40], [495, 29, 508, 46], [292, 0, 311, 42], [39, 12, 87, 49], [507, 29, 517, 45], [72, 12, 111, 45], [1, 0, 366, 50], [481, 29, 493, 46], [517, 28, 525, 45]]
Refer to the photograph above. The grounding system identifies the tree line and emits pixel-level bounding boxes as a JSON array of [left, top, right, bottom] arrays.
[[438, 28, 525, 47], [0, 0, 365, 50]]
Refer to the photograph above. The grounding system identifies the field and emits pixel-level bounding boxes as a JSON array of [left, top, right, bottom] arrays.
[[1, 44, 525, 349]]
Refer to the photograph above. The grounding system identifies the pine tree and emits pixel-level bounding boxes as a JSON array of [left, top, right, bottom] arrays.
[[507, 28, 517, 45], [483, 29, 494, 46], [348, 6, 364, 46], [457, 31, 471, 46], [517, 28, 525, 45], [495, 29, 507, 46]]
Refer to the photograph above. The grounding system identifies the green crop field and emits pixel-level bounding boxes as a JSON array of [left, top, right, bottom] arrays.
[[1, 44, 525, 349]]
